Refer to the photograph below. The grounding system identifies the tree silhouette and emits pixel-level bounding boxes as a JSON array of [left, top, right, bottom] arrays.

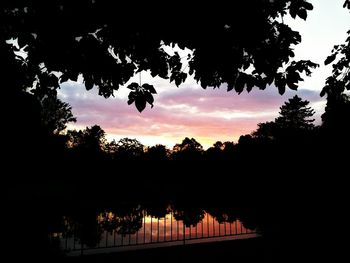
[[67, 125, 106, 155], [275, 95, 315, 130], [252, 121, 278, 140], [320, 2, 349, 138], [172, 137, 203, 161], [145, 144, 169, 161], [113, 138, 144, 160], [321, 28, 349, 97], [98, 207, 143, 236], [40, 96, 76, 135], [1, 0, 318, 112], [322, 94, 350, 132], [254, 95, 315, 140], [173, 206, 205, 228], [205, 141, 224, 160]]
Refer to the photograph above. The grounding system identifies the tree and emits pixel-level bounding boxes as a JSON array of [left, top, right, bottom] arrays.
[[253, 96, 315, 142], [275, 95, 315, 130], [145, 144, 169, 161], [172, 137, 203, 161], [173, 206, 205, 228], [321, 94, 350, 134], [320, 2, 349, 135], [252, 121, 278, 139], [1, 0, 318, 112], [205, 141, 224, 160], [321, 2, 350, 99], [67, 125, 106, 154], [40, 96, 76, 135], [114, 138, 144, 160]]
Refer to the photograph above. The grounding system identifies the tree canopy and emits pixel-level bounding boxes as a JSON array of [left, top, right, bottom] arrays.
[[2, 0, 319, 112], [275, 95, 315, 130], [253, 95, 315, 139], [321, 2, 350, 99], [40, 96, 76, 135]]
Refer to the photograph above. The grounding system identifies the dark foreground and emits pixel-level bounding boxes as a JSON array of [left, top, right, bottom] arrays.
[[63, 237, 265, 263]]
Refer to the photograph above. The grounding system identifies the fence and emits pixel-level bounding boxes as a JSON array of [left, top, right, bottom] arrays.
[[57, 211, 258, 256]]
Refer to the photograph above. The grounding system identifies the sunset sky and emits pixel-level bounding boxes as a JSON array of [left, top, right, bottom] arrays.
[[58, 0, 349, 149]]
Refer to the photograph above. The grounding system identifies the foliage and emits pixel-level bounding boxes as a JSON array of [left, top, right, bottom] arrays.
[[67, 125, 106, 153], [253, 95, 315, 140], [172, 137, 203, 160], [1, 0, 318, 112], [145, 144, 169, 161], [321, 94, 350, 132], [40, 96, 76, 134], [173, 137, 203, 152], [113, 138, 144, 160], [275, 95, 315, 130], [321, 29, 350, 98]]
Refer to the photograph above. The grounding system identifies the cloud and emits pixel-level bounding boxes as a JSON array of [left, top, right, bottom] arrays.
[[58, 80, 325, 149]]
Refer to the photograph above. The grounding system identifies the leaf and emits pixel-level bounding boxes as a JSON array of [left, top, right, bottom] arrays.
[[60, 74, 69, 84], [246, 77, 255, 92], [289, 6, 297, 18], [297, 9, 307, 20], [48, 74, 59, 88], [68, 72, 79, 82], [135, 98, 146, 112], [227, 83, 234, 92], [144, 92, 154, 106], [324, 54, 337, 65], [234, 74, 245, 94], [275, 73, 286, 94], [180, 72, 187, 83], [127, 82, 139, 90], [278, 84, 286, 95], [302, 1, 313, 10], [320, 88, 326, 97], [287, 82, 298, 90], [175, 76, 182, 87], [266, 75, 274, 85], [85, 78, 94, 90], [142, 83, 157, 94], [246, 83, 253, 93], [127, 91, 136, 105], [254, 76, 267, 90]]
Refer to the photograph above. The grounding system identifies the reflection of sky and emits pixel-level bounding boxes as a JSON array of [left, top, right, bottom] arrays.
[[140, 213, 253, 242], [59, 211, 256, 253]]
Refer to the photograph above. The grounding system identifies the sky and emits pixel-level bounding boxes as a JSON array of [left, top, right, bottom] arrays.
[[58, 0, 349, 149]]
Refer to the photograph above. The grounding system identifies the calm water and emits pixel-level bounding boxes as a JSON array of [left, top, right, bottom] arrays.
[[51, 207, 257, 255]]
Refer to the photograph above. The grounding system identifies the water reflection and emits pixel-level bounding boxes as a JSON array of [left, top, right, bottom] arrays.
[[51, 205, 257, 255]]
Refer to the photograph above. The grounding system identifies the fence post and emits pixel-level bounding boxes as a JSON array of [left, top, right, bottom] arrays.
[[183, 220, 185, 245]]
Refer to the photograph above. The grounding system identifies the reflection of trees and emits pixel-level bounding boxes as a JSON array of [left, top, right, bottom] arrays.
[[98, 206, 143, 236], [61, 216, 75, 239], [173, 205, 205, 227], [144, 202, 171, 219], [206, 206, 258, 231], [71, 210, 103, 248], [207, 208, 237, 224], [57, 201, 261, 250], [62, 206, 144, 247]]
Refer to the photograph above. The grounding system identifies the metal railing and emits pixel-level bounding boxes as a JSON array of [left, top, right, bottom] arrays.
[[57, 211, 257, 256]]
